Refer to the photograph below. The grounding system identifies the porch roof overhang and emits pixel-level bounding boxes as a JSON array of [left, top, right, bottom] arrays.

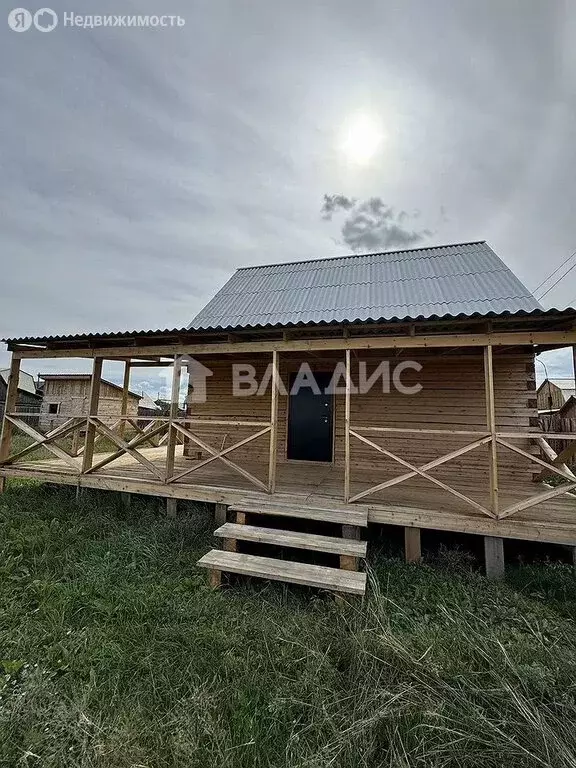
[[3, 307, 576, 359]]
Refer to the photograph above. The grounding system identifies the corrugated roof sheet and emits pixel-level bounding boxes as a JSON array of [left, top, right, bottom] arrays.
[[0, 369, 40, 397], [189, 241, 543, 330], [39, 373, 141, 398], [549, 379, 576, 400]]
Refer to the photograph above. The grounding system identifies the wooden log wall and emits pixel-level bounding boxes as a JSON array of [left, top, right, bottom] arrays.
[[40, 379, 139, 430], [184, 350, 537, 486]]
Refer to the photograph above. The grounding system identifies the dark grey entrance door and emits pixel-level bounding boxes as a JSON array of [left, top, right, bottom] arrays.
[[287, 371, 334, 462]]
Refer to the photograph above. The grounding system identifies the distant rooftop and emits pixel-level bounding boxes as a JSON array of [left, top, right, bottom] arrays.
[[549, 378, 576, 401], [189, 241, 543, 330], [39, 373, 141, 399], [0, 368, 40, 397]]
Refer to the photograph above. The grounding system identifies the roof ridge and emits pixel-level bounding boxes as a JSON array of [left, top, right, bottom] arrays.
[[236, 240, 487, 271]]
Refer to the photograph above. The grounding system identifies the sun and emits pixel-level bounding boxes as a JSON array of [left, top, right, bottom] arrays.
[[340, 114, 383, 165]]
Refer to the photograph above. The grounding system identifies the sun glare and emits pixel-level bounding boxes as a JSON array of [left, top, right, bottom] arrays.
[[340, 114, 383, 165]]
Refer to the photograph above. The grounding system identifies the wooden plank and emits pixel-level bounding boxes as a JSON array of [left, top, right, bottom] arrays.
[[168, 423, 270, 491], [186, 419, 271, 427], [119, 361, 131, 439], [197, 550, 367, 595], [268, 350, 279, 493], [349, 432, 491, 493], [534, 438, 576, 482], [87, 419, 165, 480], [214, 503, 227, 526], [353, 425, 487, 437], [209, 569, 222, 588], [214, 522, 367, 557], [2, 451, 576, 542], [5, 417, 80, 469], [165, 356, 182, 481], [340, 520, 361, 570], [0, 356, 21, 473], [496, 437, 576, 483], [498, 482, 576, 519], [484, 345, 499, 515], [484, 536, 505, 579], [0, 417, 81, 466], [348, 432, 495, 517], [14, 330, 576, 359], [344, 349, 351, 502], [81, 358, 103, 473], [230, 501, 367, 526], [87, 421, 168, 474], [405, 527, 422, 563], [166, 498, 177, 518]]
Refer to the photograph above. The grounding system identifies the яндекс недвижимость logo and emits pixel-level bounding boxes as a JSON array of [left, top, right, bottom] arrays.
[[7, 8, 185, 30], [8, 7, 58, 31]]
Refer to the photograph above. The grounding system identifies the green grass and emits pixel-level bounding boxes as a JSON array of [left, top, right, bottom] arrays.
[[10, 429, 150, 462], [1, 483, 576, 767]]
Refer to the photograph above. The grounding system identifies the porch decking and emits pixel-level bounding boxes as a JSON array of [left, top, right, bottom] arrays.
[[3, 447, 576, 546]]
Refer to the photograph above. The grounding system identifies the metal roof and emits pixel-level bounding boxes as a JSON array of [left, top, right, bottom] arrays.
[[549, 379, 576, 401], [0, 368, 40, 397], [39, 373, 141, 399], [139, 392, 161, 411], [189, 241, 543, 330]]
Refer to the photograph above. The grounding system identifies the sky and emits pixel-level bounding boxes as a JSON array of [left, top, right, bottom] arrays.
[[1, 0, 575, 397]]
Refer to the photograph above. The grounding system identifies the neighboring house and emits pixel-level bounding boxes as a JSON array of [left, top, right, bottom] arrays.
[[0, 368, 43, 422], [39, 374, 141, 430], [538, 380, 576, 467], [537, 378, 576, 413], [138, 392, 162, 419]]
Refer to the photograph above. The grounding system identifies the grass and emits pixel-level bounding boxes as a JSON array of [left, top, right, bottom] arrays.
[[1, 483, 576, 767], [9, 429, 153, 462]]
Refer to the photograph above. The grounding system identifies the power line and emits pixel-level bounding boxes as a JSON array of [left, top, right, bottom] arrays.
[[532, 248, 576, 296], [536, 259, 576, 301]]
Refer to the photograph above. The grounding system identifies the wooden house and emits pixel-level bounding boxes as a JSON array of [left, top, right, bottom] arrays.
[[39, 374, 142, 430], [0, 368, 42, 422], [537, 378, 576, 413], [538, 379, 576, 468], [1, 241, 576, 595]]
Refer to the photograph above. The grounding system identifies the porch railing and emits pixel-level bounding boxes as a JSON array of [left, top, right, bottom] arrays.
[[342, 346, 576, 519], [0, 413, 276, 493]]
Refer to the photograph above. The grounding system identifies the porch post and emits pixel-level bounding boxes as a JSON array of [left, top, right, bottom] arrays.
[[268, 350, 279, 493], [484, 535, 505, 579], [81, 357, 103, 473], [344, 349, 351, 502], [119, 359, 131, 438], [0, 355, 21, 491], [165, 355, 182, 481], [483, 345, 499, 517]]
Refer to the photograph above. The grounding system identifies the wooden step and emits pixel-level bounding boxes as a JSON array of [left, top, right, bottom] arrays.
[[215, 523, 368, 557], [230, 500, 367, 527], [198, 550, 366, 595]]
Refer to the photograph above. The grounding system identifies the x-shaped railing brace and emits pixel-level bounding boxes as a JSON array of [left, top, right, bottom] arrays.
[[83, 418, 168, 480], [167, 422, 271, 491], [348, 430, 495, 518]]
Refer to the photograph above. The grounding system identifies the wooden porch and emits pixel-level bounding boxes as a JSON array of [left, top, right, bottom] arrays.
[[3, 443, 576, 546], [1, 316, 576, 588]]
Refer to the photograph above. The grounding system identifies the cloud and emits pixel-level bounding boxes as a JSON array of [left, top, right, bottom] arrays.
[[321, 195, 431, 252], [320, 194, 357, 220]]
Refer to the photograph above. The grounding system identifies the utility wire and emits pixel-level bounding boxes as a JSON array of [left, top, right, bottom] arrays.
[[536, 259, 576, 301], [532, 248, 576, 296]]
